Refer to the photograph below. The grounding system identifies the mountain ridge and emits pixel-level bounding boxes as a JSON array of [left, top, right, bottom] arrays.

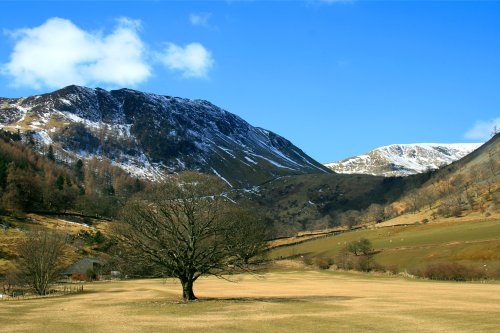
[[325, 142, 482, 177], [0, 85, 330, 186]]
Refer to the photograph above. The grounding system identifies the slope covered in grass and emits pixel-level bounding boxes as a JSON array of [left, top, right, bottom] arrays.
[[269, 216, 500, 273]]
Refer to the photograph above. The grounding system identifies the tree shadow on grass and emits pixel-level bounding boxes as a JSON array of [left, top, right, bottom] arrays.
[[160, 295, 357, 304]]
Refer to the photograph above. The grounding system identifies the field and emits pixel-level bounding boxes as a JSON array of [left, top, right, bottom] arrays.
[[1, 270, 500, 332], [269, 217, 500, 273]]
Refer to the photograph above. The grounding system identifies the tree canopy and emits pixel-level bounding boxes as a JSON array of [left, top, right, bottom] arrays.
[[116, 172, 266, 301]]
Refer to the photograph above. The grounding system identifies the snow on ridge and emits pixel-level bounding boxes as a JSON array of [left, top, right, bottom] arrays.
[[325, 142, 484, 177], [244, 156, 258, 165], [246, 151, 297, 170], [378, 142, 483, 150], [211, 168, 233, 187], [2, 86, 327, 183]]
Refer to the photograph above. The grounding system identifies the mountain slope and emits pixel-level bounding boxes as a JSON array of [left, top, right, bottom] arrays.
[[0, 85, 329, 186], [325, 143, 482, 177]]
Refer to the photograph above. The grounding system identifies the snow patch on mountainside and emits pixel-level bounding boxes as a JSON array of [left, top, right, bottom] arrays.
[[325, 143, 483, 177], [0, 85, 330, 185]]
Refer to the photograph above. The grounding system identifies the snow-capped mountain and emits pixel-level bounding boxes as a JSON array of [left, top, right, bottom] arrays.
[[324, 143, 483, 177], [0, 85, 329, 186]]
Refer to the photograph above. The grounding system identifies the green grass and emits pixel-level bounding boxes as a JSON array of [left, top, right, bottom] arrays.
[[269, 218, 500, 271]]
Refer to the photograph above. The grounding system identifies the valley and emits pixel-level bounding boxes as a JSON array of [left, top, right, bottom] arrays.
[[1, 271, 499, 333], [0, 2, 498, 332]]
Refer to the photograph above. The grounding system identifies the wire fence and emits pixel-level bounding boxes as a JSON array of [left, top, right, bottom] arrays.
[[0, 283, 85, 301]]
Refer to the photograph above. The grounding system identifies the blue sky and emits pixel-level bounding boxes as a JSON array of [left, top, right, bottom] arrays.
[[0, 1, 499, 163]]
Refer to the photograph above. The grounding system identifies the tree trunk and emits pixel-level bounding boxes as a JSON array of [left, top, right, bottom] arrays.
[[181, 278, 197, 301]]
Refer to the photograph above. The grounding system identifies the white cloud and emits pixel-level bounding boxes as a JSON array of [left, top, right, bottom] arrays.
[[1, 17, 151, 89], [465, 118, 500, 141], [189, 13, 212, 27], [157, 43, 214, 78]]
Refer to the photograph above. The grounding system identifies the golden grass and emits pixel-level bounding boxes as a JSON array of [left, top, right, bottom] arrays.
[[0, 214, 110, 274], [1, 270, 499, 332], [377, 211, 500, 228]]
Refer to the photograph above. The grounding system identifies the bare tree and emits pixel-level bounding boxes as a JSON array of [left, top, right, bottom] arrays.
[[338, 210, 361, 229], [116, 172, 266, 301], [223, 208, 269, 264], [405, 190, 424, 213], [17, 231, 67, 295], [364, 204, 385, 223]]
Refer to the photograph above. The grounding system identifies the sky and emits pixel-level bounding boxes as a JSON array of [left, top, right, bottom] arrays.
[[0, 1, 499, 163]]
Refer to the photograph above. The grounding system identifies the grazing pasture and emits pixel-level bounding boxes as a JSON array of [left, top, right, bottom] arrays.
[[1, 270, 499, 332], [269, 218, 500, 273]]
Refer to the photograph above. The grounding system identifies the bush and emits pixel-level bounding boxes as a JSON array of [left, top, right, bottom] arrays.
[[355, 255, 375, 272], [334, 250, 354, 270], [422, 262, 486, 281], [487, 267, 500, 279], [370, 260, 387, 273], [385, 265, 399, 275], [437, 201, 462, 217], [302, 256, 314, 266], [314, 256, 333, 270], [1, 270, 20, 296]]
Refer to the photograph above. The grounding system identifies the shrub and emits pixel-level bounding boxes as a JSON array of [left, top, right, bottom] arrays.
[[315, 256, 333, 270], [487, 267, 500, 279], [437, 201, 462, 217], [334, 250, 354, 270], [1, 270, 20, 296], [385, 265, 400, 275], [302, 256, 314, 266], [370, 261, 387, 273], [422, 262, 486, 281], [355, 255, 375, 272]]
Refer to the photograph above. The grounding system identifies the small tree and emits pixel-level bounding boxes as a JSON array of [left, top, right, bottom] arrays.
[[47, 145, 55, 161], [17, 231, 67, 295], [365, 204, 385, 223], [346, 238, 373, 256], [116, 172, 266, 301], [339, 210, 361, 229]]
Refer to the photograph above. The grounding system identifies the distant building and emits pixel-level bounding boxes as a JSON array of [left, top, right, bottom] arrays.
[[62, 258, 104, 279]]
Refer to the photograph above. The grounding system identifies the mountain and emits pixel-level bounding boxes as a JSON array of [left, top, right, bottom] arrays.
[[324, 143, 482, 177], [0, 85, 329, 186]]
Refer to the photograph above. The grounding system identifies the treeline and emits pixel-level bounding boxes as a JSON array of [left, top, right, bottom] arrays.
[[0, 129, 146, 218]]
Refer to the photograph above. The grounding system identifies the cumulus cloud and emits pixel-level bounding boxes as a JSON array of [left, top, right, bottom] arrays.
[[1, 17, 151, 89], [189, 13, 212, 27], [157, 43, 214, 78], [465, 118, 500, 141]]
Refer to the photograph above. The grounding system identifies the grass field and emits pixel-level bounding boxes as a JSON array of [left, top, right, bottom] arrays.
[[1, 270, 499, 332], [269, 217, 500, 272]]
